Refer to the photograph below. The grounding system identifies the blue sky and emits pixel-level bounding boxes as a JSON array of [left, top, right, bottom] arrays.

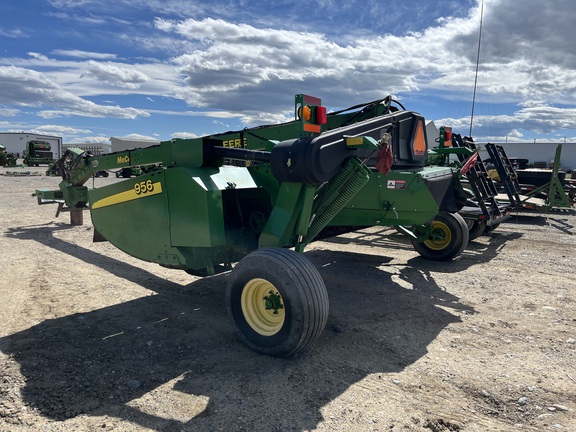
[[1, 0, 576, 144]]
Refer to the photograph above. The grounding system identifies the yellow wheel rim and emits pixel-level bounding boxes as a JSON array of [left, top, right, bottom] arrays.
[[424, 221, 452, 251], [241, 278, 285, 336]]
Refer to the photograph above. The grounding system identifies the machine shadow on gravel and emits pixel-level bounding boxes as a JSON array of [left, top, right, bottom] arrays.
[[321, 226, 524, 272], [507, 212, 576, 235], [1, 224, 474, 431]]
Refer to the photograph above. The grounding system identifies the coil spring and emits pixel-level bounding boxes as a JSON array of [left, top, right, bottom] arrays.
[[303, 158, 370, 244]]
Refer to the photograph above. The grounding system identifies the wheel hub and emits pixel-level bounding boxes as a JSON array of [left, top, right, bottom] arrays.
[[263, 291, 283, 314], [424, 221, 452, 250], [241, 278, 285, 336]]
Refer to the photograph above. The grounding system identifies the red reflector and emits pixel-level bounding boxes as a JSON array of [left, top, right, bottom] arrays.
[[445, 127, 452, 143], [316, 106, 327, 125], [303, 95, 321, 106], [303, 123, 321, 133]]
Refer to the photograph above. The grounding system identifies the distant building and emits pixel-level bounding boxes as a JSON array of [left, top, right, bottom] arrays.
[[63, 142, 111, 156], [425, 125, 576, 172], [0, 132, 62, 159], [477, 142, 576, 172], [109, 137, 160, 153]]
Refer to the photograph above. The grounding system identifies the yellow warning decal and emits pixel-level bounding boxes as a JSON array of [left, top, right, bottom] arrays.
[[345, 136, 364, 147], [92, 180, 162, 209]]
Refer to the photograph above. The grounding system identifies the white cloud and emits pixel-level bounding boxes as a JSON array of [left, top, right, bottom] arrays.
[[146, 109, 243, 119], [48, 0, 95, 7], [28, 52, 49, 61], [0, 27, 28, 38], [0, 108, 20, 117], [37, 107, 148, 120], [436, 104, 576, 139], [67, 135, 111, 143], [32, 125, 92, 134], [171, 131, 199, 139], [119, 133, 160, 141], [156, 18, 420, 111], [0, 66, 150, 119], [52, 50, 118, 60], [81, 60, 151, 89]]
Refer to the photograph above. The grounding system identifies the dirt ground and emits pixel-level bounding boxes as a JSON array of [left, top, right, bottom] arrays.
[[0, 167, 575, 432]]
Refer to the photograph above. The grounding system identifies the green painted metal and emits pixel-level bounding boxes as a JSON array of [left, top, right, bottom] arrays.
[[301, 158, 371, 245], [546, 145, 572, 208], [259, 182, 310, 249], [427, 126, 475, 167], [312, 155, 362, 214], [521, 144, 572, 210], [35, 94, 467, 275], [89, 170, 173, 264], [330, 168, 444, 227]]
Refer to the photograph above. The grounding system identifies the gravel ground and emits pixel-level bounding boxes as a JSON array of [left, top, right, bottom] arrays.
[[0, 167, 575, 432]]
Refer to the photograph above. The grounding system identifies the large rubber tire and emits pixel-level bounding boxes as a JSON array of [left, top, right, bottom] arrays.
[[411, 212, 469, 261], [226, 248, 329, 357]]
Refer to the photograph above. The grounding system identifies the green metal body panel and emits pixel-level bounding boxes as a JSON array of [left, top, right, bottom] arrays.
[[330, 168, 443, 227], [89, 170, 173, 264], [88, 166, 268, 272], [258, 183, 311, 249], [165, 167, 226, 248]]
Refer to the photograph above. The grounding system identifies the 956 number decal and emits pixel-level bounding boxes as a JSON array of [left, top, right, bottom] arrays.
[[91, 179, 163, 210], [134, 179, 154, 195]]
